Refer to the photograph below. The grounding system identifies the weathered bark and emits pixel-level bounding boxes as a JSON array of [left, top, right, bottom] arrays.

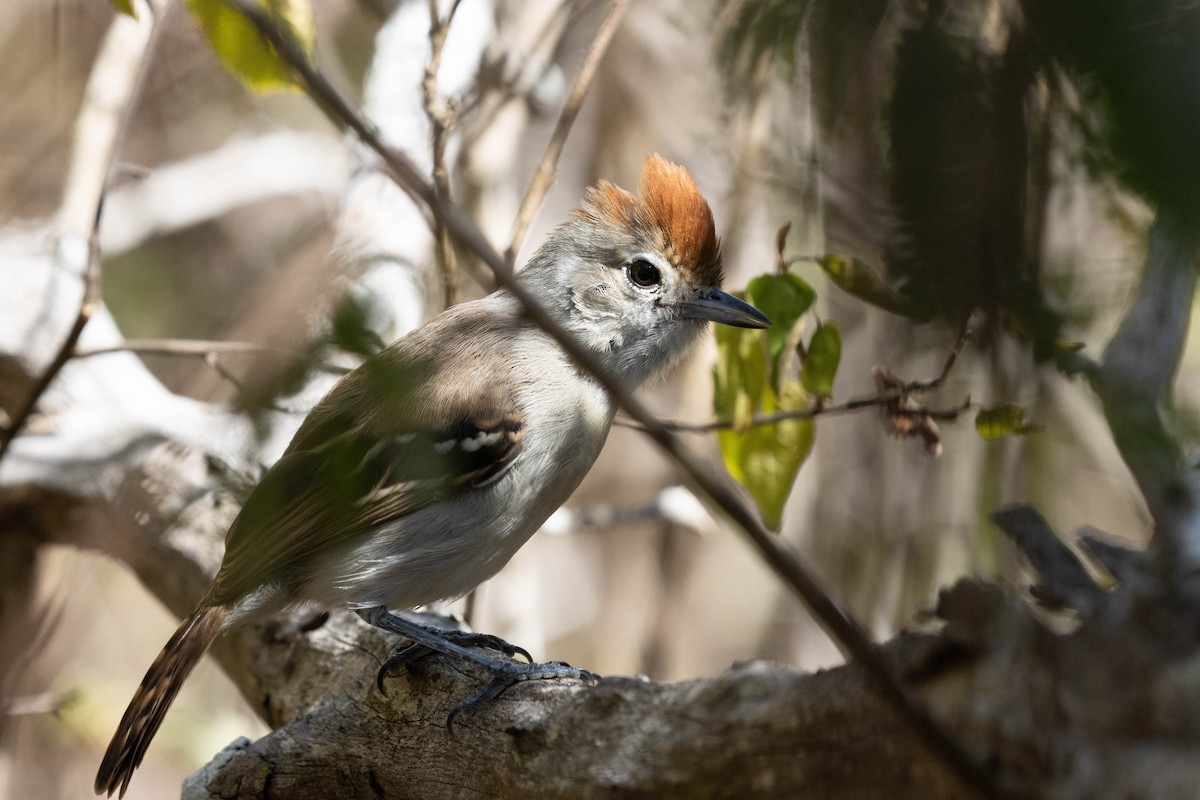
[[184, 639, 969, 800], [11, 416, 1200, 800]]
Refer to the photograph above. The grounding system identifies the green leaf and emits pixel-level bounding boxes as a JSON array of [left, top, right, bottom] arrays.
[[818, 254, 933, 322], [110, 0, 138, 18], [714, 320, 813, 530], [718, 379, 813, 531], [801, 322, 841, 399], [186, 0, 315, 93], [975, 404, 1042, 440], [713, 313, 769, 431], [746, 273, 815, 381]]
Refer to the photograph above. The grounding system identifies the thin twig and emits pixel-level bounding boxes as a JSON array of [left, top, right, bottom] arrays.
[[504, 0, 630, 263], [74, 339, 352, 377], [775, 222, 792, 275], [0, 237, 103, 465], [454, 3, 572, 124], [423, 0, 462, 307], [205, 351, 248, 394], [228, 4, 487, 268], [74, 338, 269, 359], [224, 5, 1003, 797], [618, 394, 973, 434], [0, 5, 163, 465], [624, 330, 975, 434], [200, 352, 308, 413], [909, 317, 971, 392]]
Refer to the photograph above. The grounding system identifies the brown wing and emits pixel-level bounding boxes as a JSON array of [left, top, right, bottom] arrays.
[[208, 308, 526, 606]]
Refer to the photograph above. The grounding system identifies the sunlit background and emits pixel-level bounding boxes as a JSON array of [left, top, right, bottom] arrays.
[[3, 0, 1191, 796]]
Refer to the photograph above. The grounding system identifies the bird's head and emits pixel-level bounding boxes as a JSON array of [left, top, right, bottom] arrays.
[[520, 154, 769, 385]]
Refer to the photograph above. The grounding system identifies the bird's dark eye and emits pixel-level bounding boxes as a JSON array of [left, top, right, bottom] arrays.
[[627, 258, 662, 288]]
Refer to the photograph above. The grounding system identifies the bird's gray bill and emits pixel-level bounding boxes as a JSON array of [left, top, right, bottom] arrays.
[[679, 289, 771, 329]]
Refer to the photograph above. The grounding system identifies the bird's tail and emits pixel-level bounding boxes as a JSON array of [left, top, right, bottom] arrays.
[[95, 603, 229, 798]]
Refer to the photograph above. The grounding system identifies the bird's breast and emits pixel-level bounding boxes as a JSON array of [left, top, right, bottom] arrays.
[[514, 371, 613, 514]]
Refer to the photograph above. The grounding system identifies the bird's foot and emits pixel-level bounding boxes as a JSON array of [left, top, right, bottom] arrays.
[[438, 629, 532, 662], [446, 660, 600, 730], [374, 628, 531, 693], [376, 642, 427, 693], [357, 607, 599, 723]]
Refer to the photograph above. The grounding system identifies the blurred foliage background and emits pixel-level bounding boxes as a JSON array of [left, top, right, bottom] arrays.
[[3, 0, 1198, 796]]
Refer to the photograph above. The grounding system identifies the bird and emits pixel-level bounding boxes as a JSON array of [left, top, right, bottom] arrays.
[[94, 154, 770, 797]]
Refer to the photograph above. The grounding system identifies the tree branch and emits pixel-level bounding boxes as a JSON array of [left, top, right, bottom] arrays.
[[504, 0, 630, 263], [616, 393, 972, 434], [423, 0, 463, 307], [0, 0, 164, 466], [181, 643, 975, 800], [1096, 211, 1200, 576]]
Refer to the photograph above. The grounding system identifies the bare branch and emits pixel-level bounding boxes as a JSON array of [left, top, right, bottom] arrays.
[[991, 504, 1106, 613], [74, 337, 344, 370], [74, 339, 270, 359], [618, 394, 972, 434], [775, 222, 793, 275], [0, 3, 164, 465], [1096, 211, 1200, 574], [910, 318, 972, 392], [453, 5, 572, 128], [423, 0, 463, 307], [504, 0, 630, 263], [0, 242, 100, 466], [180, 646, 975, 800], [619, 326, 975, 435], [73, 338, 352, 389]]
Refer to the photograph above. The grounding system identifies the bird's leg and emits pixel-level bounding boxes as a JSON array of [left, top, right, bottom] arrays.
[[371, 627, 532, 693], [443, 659, 599, 729], [356, 607, 598, 726]]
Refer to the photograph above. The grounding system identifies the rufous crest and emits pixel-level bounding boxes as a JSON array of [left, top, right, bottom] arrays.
[[577, 155, 723, 287]]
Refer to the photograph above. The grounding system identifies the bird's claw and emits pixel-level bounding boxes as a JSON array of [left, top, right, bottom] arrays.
[[437, 630, 532, 662], [376, 642, 428, 694], [375, 626, 531, 694], [445, 660, 600, 731], [364, 610, 600, 721]]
